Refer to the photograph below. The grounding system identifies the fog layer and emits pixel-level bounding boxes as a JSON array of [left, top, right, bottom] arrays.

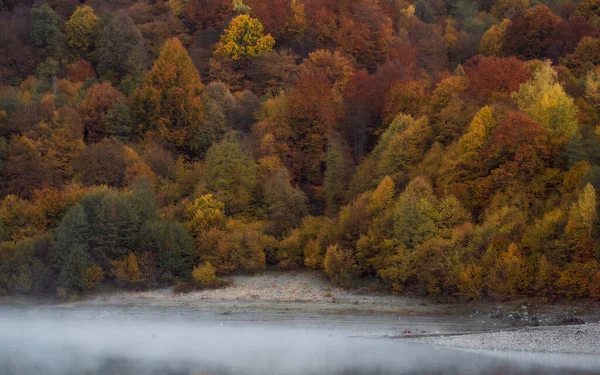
[[1, 307, 600, 375]]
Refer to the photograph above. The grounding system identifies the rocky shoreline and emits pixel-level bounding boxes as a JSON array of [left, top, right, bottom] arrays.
[[409, 323, 600, 355]]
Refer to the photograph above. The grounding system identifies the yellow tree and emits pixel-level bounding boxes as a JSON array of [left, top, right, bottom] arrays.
[[458, 106, 495, 154], [323, 244, 355, 285], [285, 0, 306, 36], [192, 262, 216, 285], [479, 19, 511, 57], [484, 243, 528, 301], [513, 62, 578, 138], [585, 66, 600, 106], [214, 15, 275, 60], [565, 183, 597, 262], [133, 38, 205, 155], [112, 252, 145, 285], [575, 0, 600, 21], [65, 5, 99, 56], [368, 175, 395, 213], [185, 194, 227, 236], [232, 0, 251, 14]]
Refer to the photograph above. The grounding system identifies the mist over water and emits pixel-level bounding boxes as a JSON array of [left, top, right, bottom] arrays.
[[1, 307, 600, 375]]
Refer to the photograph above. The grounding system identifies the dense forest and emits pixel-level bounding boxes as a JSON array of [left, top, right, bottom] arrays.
[[1, 0, 600, 301]]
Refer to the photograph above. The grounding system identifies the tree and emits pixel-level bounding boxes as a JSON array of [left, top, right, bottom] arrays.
[[544, 16, 599, 64], [304, 50, 354, 96], [133, 37, 205, 155], [0, 8, 39, 85], [486, 112, 552, 181], [585, 66, 600, 106], [392, 177, 440, 249], [464, 56, 531, 102], [368, 175, 395, 213], [50, 204, 93, 291], [245, 0, 289, 38], [112, 252, 145, 285], [562, 37, 600, 77], [30, 3, 65, 58], [66, 59, 96, 82], [192, 262, 216, 285], [503, 5, 561, 60], [484, 243, 528, 301], [75, 138, 133, 187], [198, 218, 273, 274], [65, 5, 98, 57], [204, 133, 258, 215], [565, 183, 597, 262], [324, 135, 351, 216], [77, 83, 125, 143], [382, 80, 427, 122], [407, 20, 448, 73], [85, 191, 142, 263], [286, 63, 343, 185], [574, 0, 600, 21], [96, 11, 145, 84], [334, 0, 394, 70], [35, 57, 59, 90], [140, 220, 195, 279], [214, 15, 275, 60], [26, 108, 85, 187], [374, 114, 432, 184], [479, 19, 511, 57], [185, 194, 227, 236], [184, 0, 232, 30], [513, 62, 578, 138], [323, 244, 355, 285], [341, 69, 381, 161], [102, 101, 132, 141], [490, 0, 529, 19], [285, 0, 307, 37], [3, 136, 48, 198], [252, 94, 293, 167], [263, 167, 308, 237], [200, 82, 235, 151], [415, 1, 436, 23], [458, 106, 495, 154]]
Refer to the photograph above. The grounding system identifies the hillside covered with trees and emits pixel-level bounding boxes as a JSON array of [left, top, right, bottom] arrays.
[[1, 0, 600, 301]]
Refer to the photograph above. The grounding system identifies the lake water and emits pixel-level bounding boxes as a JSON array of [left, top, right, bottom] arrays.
[[1, 305, 599, 375]]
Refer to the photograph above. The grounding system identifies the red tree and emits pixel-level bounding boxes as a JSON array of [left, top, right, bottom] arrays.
[[245, 0, 291, 40], [503, 5, 562, 60], [77, 83, 125, 143], [67, 59, 97, 82], [463, 56, 532, 102], [287, 69, 342, 185], [487, 112, 553, 180], [185, 0, 232, 30]]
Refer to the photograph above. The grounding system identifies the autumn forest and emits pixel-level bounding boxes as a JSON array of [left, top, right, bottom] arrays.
[[1, 0, 600, 301]]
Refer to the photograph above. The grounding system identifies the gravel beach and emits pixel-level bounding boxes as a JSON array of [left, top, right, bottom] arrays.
[[410, 323, 600, 355]]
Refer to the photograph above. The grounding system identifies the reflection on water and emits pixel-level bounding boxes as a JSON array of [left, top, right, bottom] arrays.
[[1, 307, 600, 375]]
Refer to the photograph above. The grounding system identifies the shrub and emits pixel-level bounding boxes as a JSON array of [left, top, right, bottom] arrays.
[[84, 265, 105, 289], [111, 253, 145, 286], [323, 245, 355, 286], [198, 219, 271, 275], [303, 239, 322, 270], [192, 262, 216, 286], [277, 229, 302, 269], [456, 264, 484, 300], [140, 220, 196, 279]]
